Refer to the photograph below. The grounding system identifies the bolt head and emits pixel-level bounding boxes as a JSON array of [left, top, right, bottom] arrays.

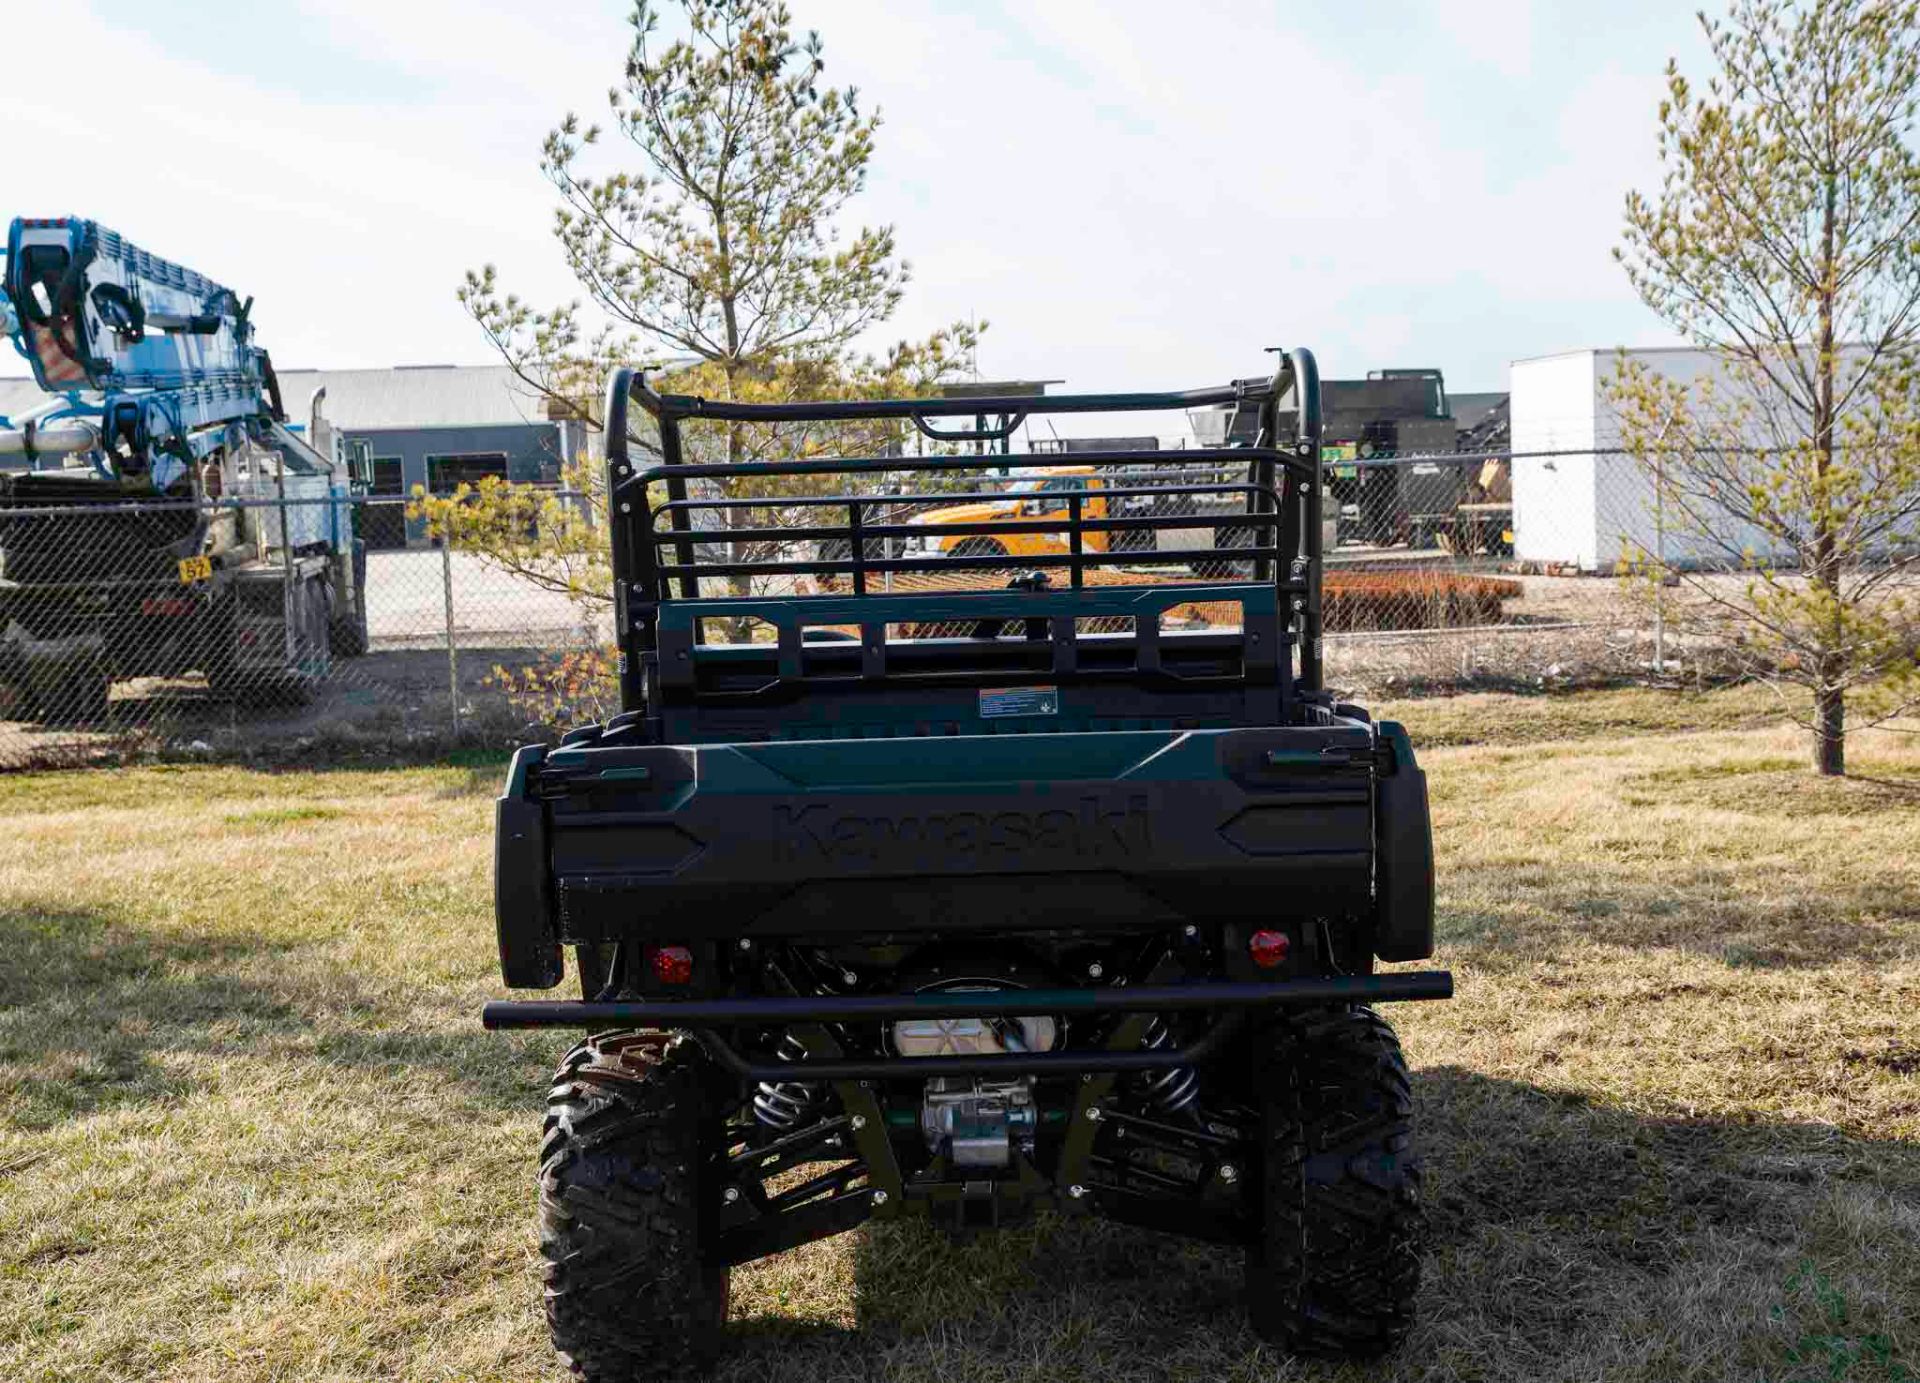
[[1182, 924, 1198, 938], [841, 970, 858, 986], [1087, 962, 1105, 980], [1085, 1106, 1103, 1122], [1219, 1164, 1239, 1184], [851, 1114, 867, 1130], [723, 1186, 741, 1204], [737, 938, 753, 951], [871, 1188, 888, 1206], [1067, 1184, 1088, 1199]]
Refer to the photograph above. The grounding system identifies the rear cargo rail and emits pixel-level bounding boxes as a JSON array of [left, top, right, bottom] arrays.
[[601, 356, 1329, 719]]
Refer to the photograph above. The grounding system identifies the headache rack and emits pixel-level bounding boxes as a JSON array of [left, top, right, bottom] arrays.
[[601, 351, 1326, 724]]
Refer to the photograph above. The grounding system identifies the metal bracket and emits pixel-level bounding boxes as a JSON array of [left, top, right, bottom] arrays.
[[909, 411, 1027, 443], [786, 1023, 905, 1209]]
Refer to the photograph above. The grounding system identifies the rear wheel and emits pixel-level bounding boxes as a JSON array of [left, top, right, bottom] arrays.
[[542, 1031, 730, 1382], [0, 632, 110, 723], [950, 536, 1008, 560], [1245, 1005, 1421, 1357]]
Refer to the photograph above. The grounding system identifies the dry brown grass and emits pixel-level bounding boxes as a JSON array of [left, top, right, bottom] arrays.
[[1, 698, 1917, 1382]]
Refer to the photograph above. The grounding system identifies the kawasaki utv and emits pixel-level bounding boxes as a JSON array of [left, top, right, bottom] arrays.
[[485, 350, 1449, 1379]]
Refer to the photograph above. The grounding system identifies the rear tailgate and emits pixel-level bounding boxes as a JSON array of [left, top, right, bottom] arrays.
[[496, 724, 1379, 976]]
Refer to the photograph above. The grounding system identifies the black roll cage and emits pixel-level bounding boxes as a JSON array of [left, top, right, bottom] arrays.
[[602, 350, 1326, 706]]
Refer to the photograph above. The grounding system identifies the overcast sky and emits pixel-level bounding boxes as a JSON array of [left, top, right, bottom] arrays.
[[7, 0, 1713, 402]]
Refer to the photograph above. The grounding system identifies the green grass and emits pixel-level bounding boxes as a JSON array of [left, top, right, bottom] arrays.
[[1, 690, 1917, 1382]]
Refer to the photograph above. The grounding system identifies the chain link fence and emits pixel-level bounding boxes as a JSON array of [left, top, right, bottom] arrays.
[[0, 450, 1738, 767], [653, 446, 1678, 689], [0, 492, 605, 767]]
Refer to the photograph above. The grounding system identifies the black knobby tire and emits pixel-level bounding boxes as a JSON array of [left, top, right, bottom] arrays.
[[1246, 1005, 1421, 1357], [542, 1030, 730, 1381], [951, 536, 1008, 559]]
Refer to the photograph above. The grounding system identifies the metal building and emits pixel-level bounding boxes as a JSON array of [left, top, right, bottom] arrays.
[[2, 363, 579, 550], [272, 364, 575, 549]]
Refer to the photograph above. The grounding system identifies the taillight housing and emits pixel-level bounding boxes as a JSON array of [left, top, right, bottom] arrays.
[[648, 944, 694, 986], [1248, 929, 1290, 969]]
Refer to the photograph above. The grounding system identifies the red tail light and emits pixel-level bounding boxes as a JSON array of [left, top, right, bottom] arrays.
[[650, 944, 694, 986], [1249, 929, 1290, 968]]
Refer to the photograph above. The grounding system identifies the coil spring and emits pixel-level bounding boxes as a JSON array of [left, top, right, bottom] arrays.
[[752, 1033, 822, 1130], [1135, 1015, 1201, 1115]]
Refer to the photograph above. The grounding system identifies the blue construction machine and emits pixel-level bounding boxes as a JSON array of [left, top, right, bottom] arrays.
[[0, 217, 368, 720]]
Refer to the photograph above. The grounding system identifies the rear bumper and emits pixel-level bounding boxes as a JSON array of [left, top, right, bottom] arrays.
[[482, 969, 1452, 1079], [484, 970, 1451, 1029]]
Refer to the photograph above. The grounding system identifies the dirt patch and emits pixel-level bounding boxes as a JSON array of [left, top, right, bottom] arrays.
[[1843, 1043, 1920, 1076]]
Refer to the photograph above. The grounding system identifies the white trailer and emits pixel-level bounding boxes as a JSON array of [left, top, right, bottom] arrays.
[[1509, 346, 1795, 572]]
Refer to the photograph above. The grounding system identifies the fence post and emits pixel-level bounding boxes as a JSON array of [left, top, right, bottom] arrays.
[[442, 527, 460, 733], [1653, 449, 1667, 672], [276, 461, 295, 678]]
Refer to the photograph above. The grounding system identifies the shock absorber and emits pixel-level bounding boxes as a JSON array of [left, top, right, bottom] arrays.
[[1134, 1015, 1201, 1115], [752, 1032, 822, 1131]]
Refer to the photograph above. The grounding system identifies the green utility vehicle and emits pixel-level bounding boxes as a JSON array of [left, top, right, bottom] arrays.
[[485, 350, 1449, 1379]]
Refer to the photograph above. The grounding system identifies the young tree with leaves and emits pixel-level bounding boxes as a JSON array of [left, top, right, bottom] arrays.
[[424, 0, 977, 672], [1613, 0, 1920, 775]]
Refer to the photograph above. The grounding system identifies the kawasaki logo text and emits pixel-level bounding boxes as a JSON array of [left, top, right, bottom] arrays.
[[774, 796, 1150, 863]]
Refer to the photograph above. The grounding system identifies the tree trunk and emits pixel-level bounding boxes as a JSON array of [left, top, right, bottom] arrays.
[[1816, 679, 1845, 776], [721, 358, 753, 640], [1811, 168, 1844, 777]]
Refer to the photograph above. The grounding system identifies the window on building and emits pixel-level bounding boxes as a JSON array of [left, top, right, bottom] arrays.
[[369, 457, 404, 494], [426, 453, 508, 493], [362, 457, 408, 550]]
